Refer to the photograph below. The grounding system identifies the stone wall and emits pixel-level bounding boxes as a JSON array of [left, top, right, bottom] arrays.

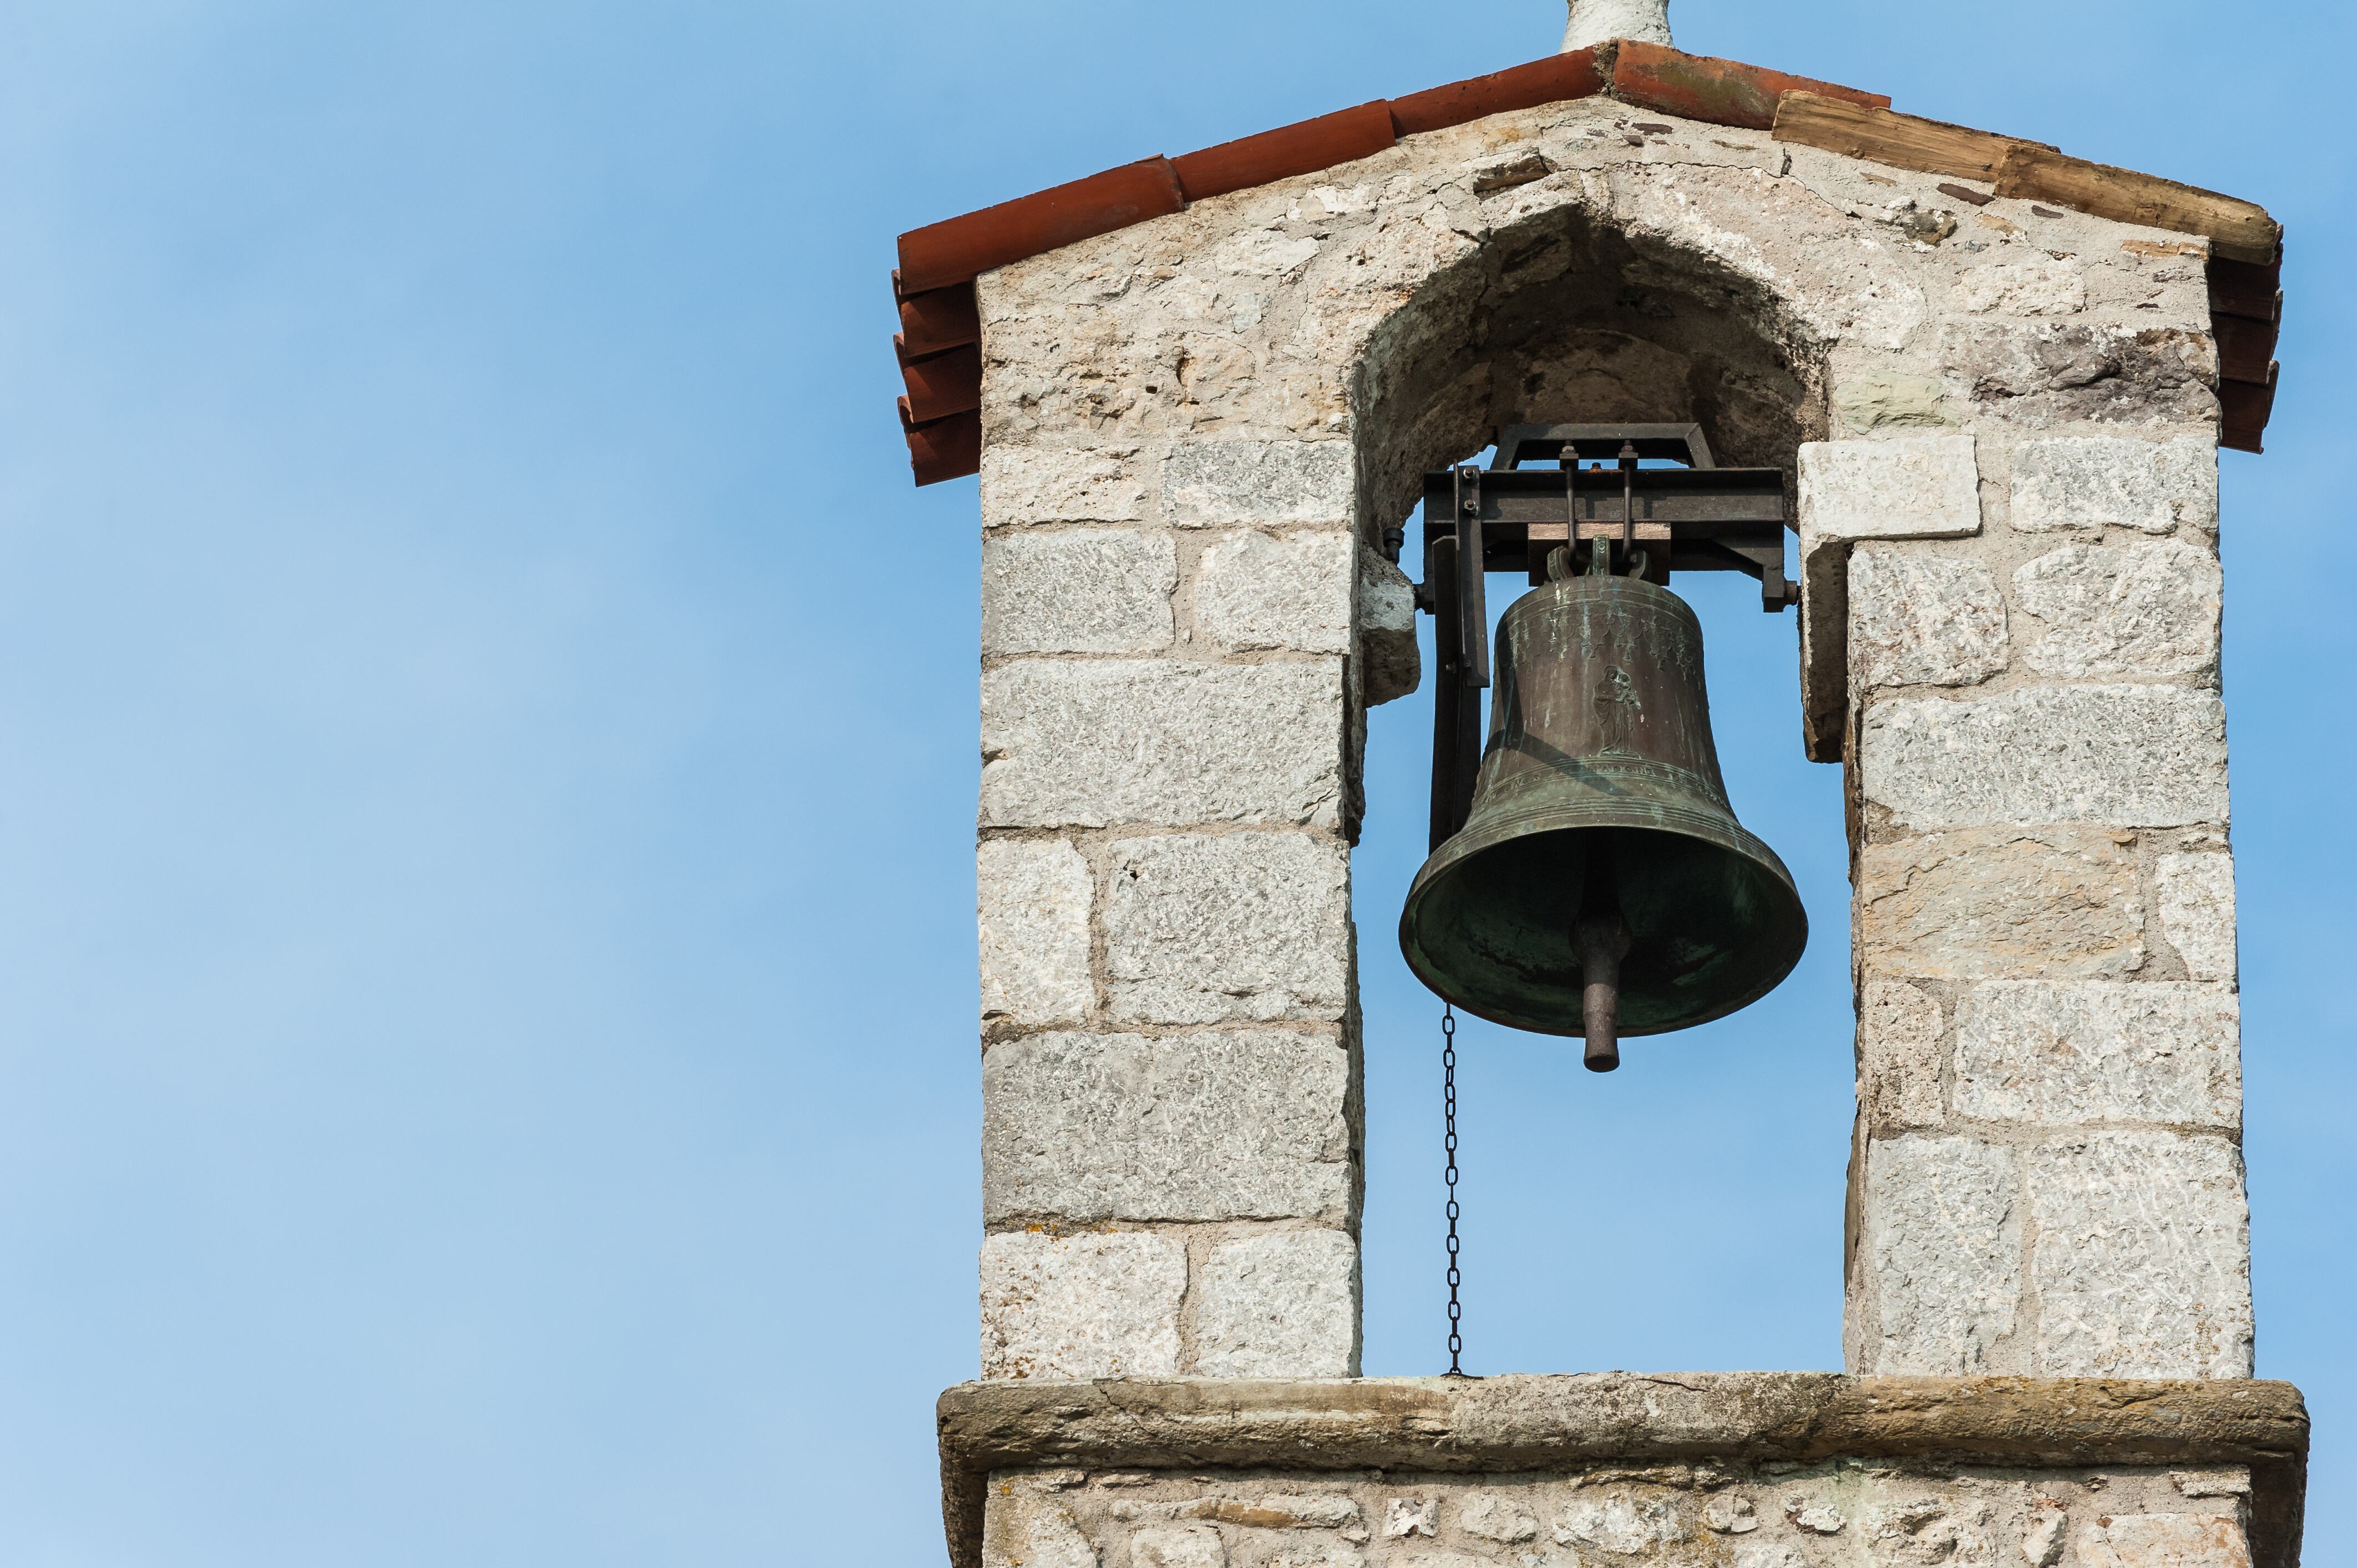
[[972, 92, 2241, 1381]]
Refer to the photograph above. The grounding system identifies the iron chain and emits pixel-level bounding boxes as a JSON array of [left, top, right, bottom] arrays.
[[1442, 1004, 1463, 1376]]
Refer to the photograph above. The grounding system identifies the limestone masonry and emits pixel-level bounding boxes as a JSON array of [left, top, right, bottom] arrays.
[[949, 25, 2294, 1568]]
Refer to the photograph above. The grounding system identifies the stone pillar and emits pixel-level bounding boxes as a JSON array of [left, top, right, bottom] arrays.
[[973, 438, 1415, 1380], [1809, 430, 2250, 1379]]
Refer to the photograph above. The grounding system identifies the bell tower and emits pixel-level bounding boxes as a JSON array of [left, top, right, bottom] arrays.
[[895, 10, 2304, 1566]]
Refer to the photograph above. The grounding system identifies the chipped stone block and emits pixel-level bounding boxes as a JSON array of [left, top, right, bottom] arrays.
[[1195, 529, 1354, 654], [981, 660, 1343, 828], [1953, 259, 2087, 316], [982, 445, 1148, 526], [2013, 540, 2221, 679], [1859, 980, 1944, 1131], [1384, 1498, 1437, 1539], [2076, 1512, 2253, 1568], [1188, 1495, 1365, 1534], [1857, 1478, 2001, 1566], [2029, 1131, 2252, 1377], [979, 1230, 1185, 1380], [1861, 1136, 2020, 1374], [2010, 437, 2216, 535], [982, 529, 1176, 656], [2023, 1498, 2068, 1568], [1858, 828, 2143, 980], [2158, 854, 2238, 983], [1833, 375, 1953, 433], [981, 1030, 1351, 1224], [1859, 685, 2228, 830], [2171, 1469, 2252, 1499], [979, 838, 1094, 1026], [1954, 982, 2240, 1128], [1195, 1229, 1358, 1378], [1164, 441, 1354, 528], [1103, 832, 1350, 1024], [996, 1500, 1099, 1568], [1798, 436, 1982, 543], [1848, 546, 2008, 688], [1458, 1493, 1540, 1543], [1944, 323, 2216, 426], [1704, 1492, 1761, 1534], [1357, 545, 1421, 706], [1553, 1488, 1693, 1554]]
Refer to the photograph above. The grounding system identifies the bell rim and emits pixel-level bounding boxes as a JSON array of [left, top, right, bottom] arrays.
[[1398, 806, 1809, 1040]]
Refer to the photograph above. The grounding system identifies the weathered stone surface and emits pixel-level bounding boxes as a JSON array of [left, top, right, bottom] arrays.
[[1195, 530, 1354, 654], [1859, 685, 2228, 829], [979, 1230, 1185, 1380], [1944, 323, 2216, 426], [1357, 545, 1420, 706], [999, 1500, 1099, 1568], [1553, 1488, 1693, 1554], [940, 1374, 2309, 1568], [979, 838, 1094, 1026], [1384, 1497, 1436, 1539], [1954, 982, 2240, 1128], [1834, 375, 1954, 433], [2158, 854, 2238, 983], [2010, 437, 2217, 535], [1861, 1137, 2020, 1374], [2077, 1513, 2252, 1568], [1798, 436, 1982, 543], [1164, 442, 1353, 528], [2013, 540, 2221, 679], [2029, 1131, 2253, 1377], [1103, 833, 1350, 1024], [1953, 260, 2087, 316], [1858, 981, 1944, 1132], [1848, 546, 2008, 688], [982, 445, 1148, 527], [982, 1030, 1351, 1224], [982, 529, 1176, 656], [981, 661, 1342, 828], [1857, 828, 2143, 980], [1133, 1524, 1228, 1568], [1195, 1229, 1358, 1378], [1457, 1494, 1539, 1543]]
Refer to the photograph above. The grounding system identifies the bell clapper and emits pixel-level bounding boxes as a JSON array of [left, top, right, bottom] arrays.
[[1574, 907, 1631, 1072]]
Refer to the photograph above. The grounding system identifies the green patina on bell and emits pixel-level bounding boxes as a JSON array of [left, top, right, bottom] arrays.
[[1398, 569, 1807, 1068]]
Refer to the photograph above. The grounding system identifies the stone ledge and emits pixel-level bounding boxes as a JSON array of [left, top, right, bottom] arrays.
[[935, 1373, 2307, 1568]]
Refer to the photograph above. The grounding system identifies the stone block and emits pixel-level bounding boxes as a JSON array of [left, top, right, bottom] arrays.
[[982, 445, 1148, 526], [1357, 546, 1421, 706], [1164, 441, 1354, 528], [1954, 982, 2240, 1128], [982, 529, 1176, 656], [1798, 435, 1981, 544], [1858, 981, 1943, 1132], [1859, 685, 2228, 829], [2013, 540, 2221, 679], [1001, 1502, 1100, 1568], [2028, 1131, 2252, 1376], [1953, 259, 2087, 316], [1195, 530, 1354, 654], [1552, 1488, 1694, 1555], [2077, 1514, 2252, 1568], [981, 660, 1343, 828], [1847, 546, 2008, 688], [2157, 853, 2237, 983], [1860, 1136, 2020, 1374], [981, 1030, 1351, 1224], [1833, 375, 1953, 433], [1133, 1525, 1228, 1568], [1193, 1229, 1358, 1377], [1942, 323, 2216, 427], [979, 1230, 1185, 1380], [2009, 437, 2216, 535], [1457, 1494, 1540, 1543], [1103, 833, 1350, 1024], [1857, 828, 2143, 980], [979, 839, 1094, 1026]]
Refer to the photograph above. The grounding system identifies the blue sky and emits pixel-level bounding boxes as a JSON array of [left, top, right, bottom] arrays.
[[0, 2, 2346, 1563]]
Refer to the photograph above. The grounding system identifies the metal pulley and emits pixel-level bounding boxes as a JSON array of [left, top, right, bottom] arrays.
[[1398, 424, 1808, 1069]]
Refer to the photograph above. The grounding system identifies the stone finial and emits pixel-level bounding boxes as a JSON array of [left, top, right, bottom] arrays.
[[1563, 0, 1671, 50]]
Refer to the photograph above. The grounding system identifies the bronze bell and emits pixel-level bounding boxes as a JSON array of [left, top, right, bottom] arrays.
[[1397, 559, 1807, 1071]]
